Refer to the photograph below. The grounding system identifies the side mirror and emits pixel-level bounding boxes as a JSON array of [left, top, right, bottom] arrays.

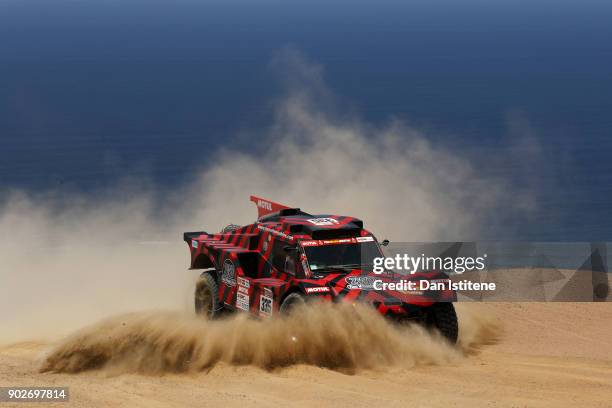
[[284, 245, 298, 252], [381, 239, 390, 247]]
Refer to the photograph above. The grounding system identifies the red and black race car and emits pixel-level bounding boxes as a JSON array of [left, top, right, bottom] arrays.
[[184, 196, 458, 343]]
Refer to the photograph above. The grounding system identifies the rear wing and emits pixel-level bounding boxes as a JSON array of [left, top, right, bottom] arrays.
[[249, 195, 291, 219], [184, 231, 207, 243]]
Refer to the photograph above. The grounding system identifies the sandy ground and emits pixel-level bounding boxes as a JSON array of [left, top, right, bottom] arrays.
[[1, 303, 612, 408]]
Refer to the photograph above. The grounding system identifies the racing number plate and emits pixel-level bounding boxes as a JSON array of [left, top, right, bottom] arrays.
[[259, 295, 273, 316]]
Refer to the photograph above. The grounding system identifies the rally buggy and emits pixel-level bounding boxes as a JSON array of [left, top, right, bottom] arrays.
[[184, 196, 458, 343]]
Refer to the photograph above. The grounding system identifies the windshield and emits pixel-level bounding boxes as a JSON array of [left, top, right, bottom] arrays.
[[302, 241, 382, 272]]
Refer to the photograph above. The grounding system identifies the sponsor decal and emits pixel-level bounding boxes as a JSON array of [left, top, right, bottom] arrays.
[[192, 240, 198, 248], [263, 287, 273, 298], [305, 286, 330, 294], [257, 225, 294, 241], [345, 276, 376, 290], [238, 285, 249, 294], [221, 259, 236, 286], [322, 238, 354, 245], [259, 294, 273, 316], [236, 292, 250, 311], [257, 199, 272, 211], [237, 277, 250, 288], [356, 236, 375, 243], [307, 217, 339, 226], [300, 238, 358, 247]]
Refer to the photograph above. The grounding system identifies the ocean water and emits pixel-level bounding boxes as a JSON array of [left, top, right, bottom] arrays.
[[1, 0, 611, 240]]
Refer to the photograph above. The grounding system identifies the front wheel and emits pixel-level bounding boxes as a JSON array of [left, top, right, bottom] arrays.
[[280, 292, 306, 315], [195, 272, 221, 319], [426, 302, 458, 344]]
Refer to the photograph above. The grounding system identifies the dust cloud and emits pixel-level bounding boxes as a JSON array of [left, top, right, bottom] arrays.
[[40, 302, 501, 374], [0, 50, 529, 344]]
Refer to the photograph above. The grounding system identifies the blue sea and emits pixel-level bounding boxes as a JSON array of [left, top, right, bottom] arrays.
[[1, 0, 611, 240]]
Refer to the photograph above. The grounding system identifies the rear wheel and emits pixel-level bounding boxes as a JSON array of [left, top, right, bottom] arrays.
[[195, 272, 221, 318], [280, 292, 306, 315], [426, 302, 458, 344]]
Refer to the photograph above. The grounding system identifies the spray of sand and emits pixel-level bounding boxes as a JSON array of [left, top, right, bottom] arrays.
[[39, 302, 501, 375]]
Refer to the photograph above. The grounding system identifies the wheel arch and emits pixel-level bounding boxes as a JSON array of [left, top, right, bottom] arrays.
[[192, 252, 217, 271], [279, 285, 305, 306]]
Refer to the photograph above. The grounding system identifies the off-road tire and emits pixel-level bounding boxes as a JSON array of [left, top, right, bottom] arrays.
[[426, 302, 458, 344], [280, 292, 306, 315], [195, 272, 221, 319]]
